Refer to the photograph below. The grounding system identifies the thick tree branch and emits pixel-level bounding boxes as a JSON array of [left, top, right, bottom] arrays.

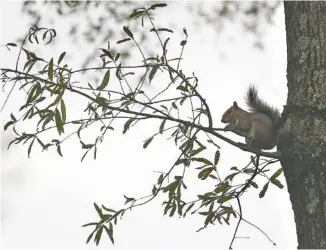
[[1, 68, 281, 159]]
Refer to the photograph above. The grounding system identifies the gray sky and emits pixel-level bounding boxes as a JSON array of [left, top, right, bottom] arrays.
[[1, 1, 297, 250]]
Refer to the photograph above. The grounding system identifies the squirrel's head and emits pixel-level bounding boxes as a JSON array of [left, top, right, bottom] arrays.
[[221, 101, 240, 124]]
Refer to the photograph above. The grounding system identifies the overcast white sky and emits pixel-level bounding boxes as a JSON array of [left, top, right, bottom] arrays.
[[1, 1, 297, 250]]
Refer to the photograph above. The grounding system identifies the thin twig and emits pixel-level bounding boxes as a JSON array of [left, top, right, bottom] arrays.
[[229, 156, 260, 249], [241, 215, 276, 246]]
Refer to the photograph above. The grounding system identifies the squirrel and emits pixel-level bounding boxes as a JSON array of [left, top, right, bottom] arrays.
[[221, 85, 280, 150]]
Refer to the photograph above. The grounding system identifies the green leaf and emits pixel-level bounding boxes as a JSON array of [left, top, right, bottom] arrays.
[[48, 58, 54, 81], [86, 232, 94, 244], [207, 139, 220, 148], [80, 150, 89, 162], [57, 145, 63, 157], [6, 42, 17, 47], [175, 158, 188, 166], [60, 99, 66, 124], [96, 96, 107, 106], [27, 138, 35, 158], [42, 112, 54, 130], [82, 222, 98, 228], [198, 211, 209, 216], [163, 38, 170, 51], [152, 185, 158, 195], [115, 53, 121, 61], [94, 226, 103, 246], [150, 28, 173, 33], [36, 137, 45, 150], [34, 35, 39, 44], [129, 10, 145, 19], [259, 182, 269, 198], [58, 52, 66, 64], [159, 119, 166, 134], [270, 168, 283, 180], [117, 38, 131, 44], [183, 203, 194, 217], [26, 83, 41, 104], [180, 40, 187, 46], [102, 206, 116, 213], [195, 164, 208, 170], [54, 108, 64, 135], [217, 194, 233, 204], [183, 28, 188, 36], [244, 169, 255, 174], [97, 70, 110, 90], [52, 139, 60, 145], [157, 28, 173, 33], [124, 195, 136, 205], [149, 65, 158, 83], [93, 146, 97, 160], [123, 26, 133, 38], [225, 172, 237, 181], [165, 181, 178, 194], [158, 173, 164, 184], [123, 118, 134, 134], [270, 179, 284, 189], [250, 181, 258, 189], [35, 96, 46, 103], [176, 85, 188, 92], [214, 182, 229, 194], [143, 137, 154, 149], [190, 147, 205, 157], [192, 157, 212, 165], [4, 121, 15, 131], [198, 167, 213, 180], [100, 49, 114, 60], [214, 150, 220, 166], [149, 3, 167, 9], [105, 223, 114, 244], [169, 204, 176, 217], [80, 140, 93, 149], [204, 212, 214, 227], [94, 202, 103, 218]]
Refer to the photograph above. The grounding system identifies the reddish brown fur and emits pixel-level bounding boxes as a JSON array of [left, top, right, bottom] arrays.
[[221, 101, 277, 150]]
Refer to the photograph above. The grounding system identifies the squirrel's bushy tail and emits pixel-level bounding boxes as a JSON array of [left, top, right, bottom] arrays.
[[245, 84, 280, 121]]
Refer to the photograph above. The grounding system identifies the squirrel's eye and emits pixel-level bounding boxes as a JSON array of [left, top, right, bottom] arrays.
[[228, 109, 232, 113]]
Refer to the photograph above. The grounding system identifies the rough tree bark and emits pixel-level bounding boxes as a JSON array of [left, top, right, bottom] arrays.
[[281, 1, 326, 249]]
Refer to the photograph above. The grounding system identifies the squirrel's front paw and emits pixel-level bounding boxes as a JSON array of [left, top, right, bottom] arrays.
[[224, 123, 232, 129]]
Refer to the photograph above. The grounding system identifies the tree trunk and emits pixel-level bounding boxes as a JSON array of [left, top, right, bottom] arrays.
[[281, 1, 326, 249]]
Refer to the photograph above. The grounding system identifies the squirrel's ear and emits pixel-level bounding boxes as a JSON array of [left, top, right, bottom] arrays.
[[233, 101, 238, 109]]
